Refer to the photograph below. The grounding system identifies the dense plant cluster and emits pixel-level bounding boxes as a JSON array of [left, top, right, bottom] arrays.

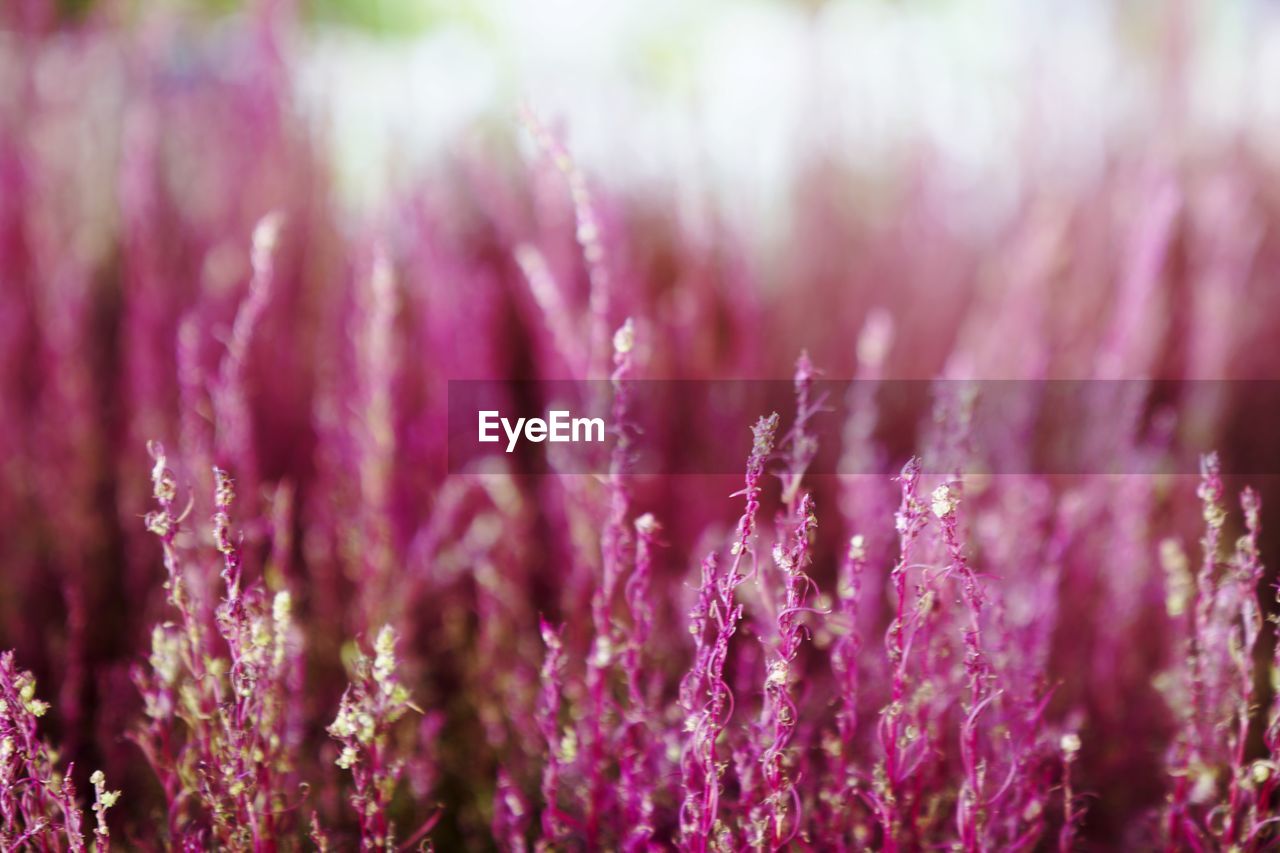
[[3, 3, 1280, 850]]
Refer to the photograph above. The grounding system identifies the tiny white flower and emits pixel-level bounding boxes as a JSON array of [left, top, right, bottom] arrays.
[[931, 483, 958, 519]]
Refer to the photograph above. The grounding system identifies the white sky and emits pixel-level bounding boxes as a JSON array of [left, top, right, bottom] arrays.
[[296, 0, 1280, 238]]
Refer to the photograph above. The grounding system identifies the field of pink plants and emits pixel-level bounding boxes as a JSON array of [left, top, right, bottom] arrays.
[[3, 3, 1280, 850]]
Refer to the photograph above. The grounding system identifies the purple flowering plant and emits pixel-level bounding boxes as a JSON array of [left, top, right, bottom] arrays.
[[2, 2, 1280, 850]]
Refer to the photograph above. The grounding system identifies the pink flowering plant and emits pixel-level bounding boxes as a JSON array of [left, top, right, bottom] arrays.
[[3, 3, 1280, 850]]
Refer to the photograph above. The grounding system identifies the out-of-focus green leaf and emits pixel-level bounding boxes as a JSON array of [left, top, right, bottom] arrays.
[[304, 0, 474, 37]]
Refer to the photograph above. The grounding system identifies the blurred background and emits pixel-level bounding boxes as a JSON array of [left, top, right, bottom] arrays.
[[4, 0, 1280, 848], [13, 0, 1280, 250]]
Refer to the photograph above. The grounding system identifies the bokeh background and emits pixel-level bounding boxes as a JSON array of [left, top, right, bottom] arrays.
[[4, 0, 1280, 848]]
